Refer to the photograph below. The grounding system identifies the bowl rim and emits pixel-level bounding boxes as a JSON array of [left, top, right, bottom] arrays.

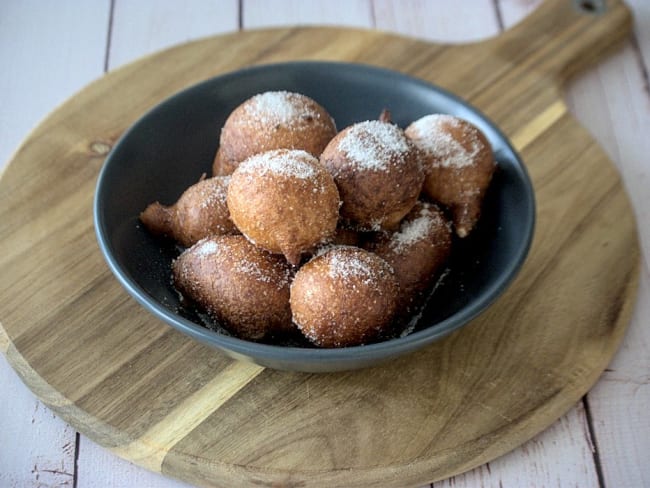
[[93, 60, 536, 366]]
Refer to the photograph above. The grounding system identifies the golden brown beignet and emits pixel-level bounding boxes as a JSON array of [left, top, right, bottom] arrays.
[[405, 114, 495, 237], [364, 201, 452, 314], [140, 175, 239, 247], [212, 91, 337, 175], [290, 246, 399, 347], [226, 149, 340, 265], [320, 120, 424, 231], [172, 235, 294, 341]]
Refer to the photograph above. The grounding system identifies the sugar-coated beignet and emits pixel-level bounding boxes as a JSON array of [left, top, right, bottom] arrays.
[[172, 235, 294, 341], [364, 201, 452, 313], [290, 247, 399, 347], [227, 149, 340, 265], [212, 91, 337, 175], [140, 175, 239, 247], [320, 120, 424, 231], [405, 114, 496, 237]]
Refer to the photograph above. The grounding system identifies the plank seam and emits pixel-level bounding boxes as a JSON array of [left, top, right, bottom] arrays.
[[103, 0, 115, 72], [630, 35, 650, 98], [583, 397, 607, 488], [238, 0, 243, 31], [493, 0, 505, 32], [72, 432, 80, 488]]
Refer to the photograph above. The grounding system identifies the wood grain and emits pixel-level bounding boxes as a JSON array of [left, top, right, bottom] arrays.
[[0, 1, 110, 485], [0, 0, 641, 487], [433, 402, 602, 487], [500, 2, 650, 486], [382, 5, 606, 486]]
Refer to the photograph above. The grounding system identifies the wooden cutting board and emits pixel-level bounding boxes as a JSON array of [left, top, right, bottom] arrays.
[[0, 0, 640, 486]]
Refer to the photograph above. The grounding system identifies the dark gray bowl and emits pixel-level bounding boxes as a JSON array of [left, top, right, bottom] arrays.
[[94, 61, 535, 373]]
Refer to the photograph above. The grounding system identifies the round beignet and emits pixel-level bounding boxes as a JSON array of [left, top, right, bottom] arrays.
[[212, 91, 337, 175], [172, 235, 293, 341], [320, 120, 424, 231], [227, 149, 340, 265], [405, 114, 496, 238], [290, 246, 399, 347], [364, 201, 452, 314], [140, 175, 239, 247]]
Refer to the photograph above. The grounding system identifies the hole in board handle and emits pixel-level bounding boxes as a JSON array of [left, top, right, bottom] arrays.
[[573, 0, 606, 15]]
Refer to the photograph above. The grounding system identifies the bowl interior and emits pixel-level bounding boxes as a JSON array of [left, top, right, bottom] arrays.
[[94, 61, 535, 371]]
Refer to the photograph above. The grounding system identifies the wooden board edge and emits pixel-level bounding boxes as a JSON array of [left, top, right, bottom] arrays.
[[0, 323, 148, 458]]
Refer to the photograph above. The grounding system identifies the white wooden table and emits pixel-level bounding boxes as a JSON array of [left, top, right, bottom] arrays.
[[1, 1, 649, 487]]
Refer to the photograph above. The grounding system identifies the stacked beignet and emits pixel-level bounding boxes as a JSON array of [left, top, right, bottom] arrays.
[[213, 91, 337, 175], [140, 175, 238, 247], [140, 91, 496, 347], [405, 114, 495, 237]]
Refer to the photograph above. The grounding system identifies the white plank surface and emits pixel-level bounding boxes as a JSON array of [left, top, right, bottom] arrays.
[[628, 0, 650, 71], [1, 1, 650, 487], [0, 1, 109, 486], [0, 361, 78, 487], [498, 0, 540, 23], [242, 0, 373, 28], [589, 268, 650, 488], [108, 0, 239, 69], [77, 435, 193, 488], [373, 0, 500, 42]]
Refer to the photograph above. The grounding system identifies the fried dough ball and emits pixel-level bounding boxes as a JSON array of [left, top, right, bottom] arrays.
[[172, 235, 293, 341], [290, 247, 399, 347], [320, 120, 424, 231], [140, 175, 239, 247], [364, 201, 452, 314], [405, 114, 496, 238], [212, 91, 337, 175], [227, 149, 340, 266]]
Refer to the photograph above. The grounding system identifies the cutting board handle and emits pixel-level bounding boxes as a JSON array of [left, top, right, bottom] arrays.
[[495, 0, 632, 82]]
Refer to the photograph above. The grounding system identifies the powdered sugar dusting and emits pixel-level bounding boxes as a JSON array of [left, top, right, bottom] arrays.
[[184, 237, 290, 289], [194, 238, 219, 257], [338, 120, 410, 171], [235, 260, 272, 283], [408, 114, 483, 169], [198, 176, 229, 209], [244, 91, 331, 129], [234, 258, 290, 289], [325, 248, 384, 286], [390, 204, 446, 253], [238, 149, 318, 180]]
